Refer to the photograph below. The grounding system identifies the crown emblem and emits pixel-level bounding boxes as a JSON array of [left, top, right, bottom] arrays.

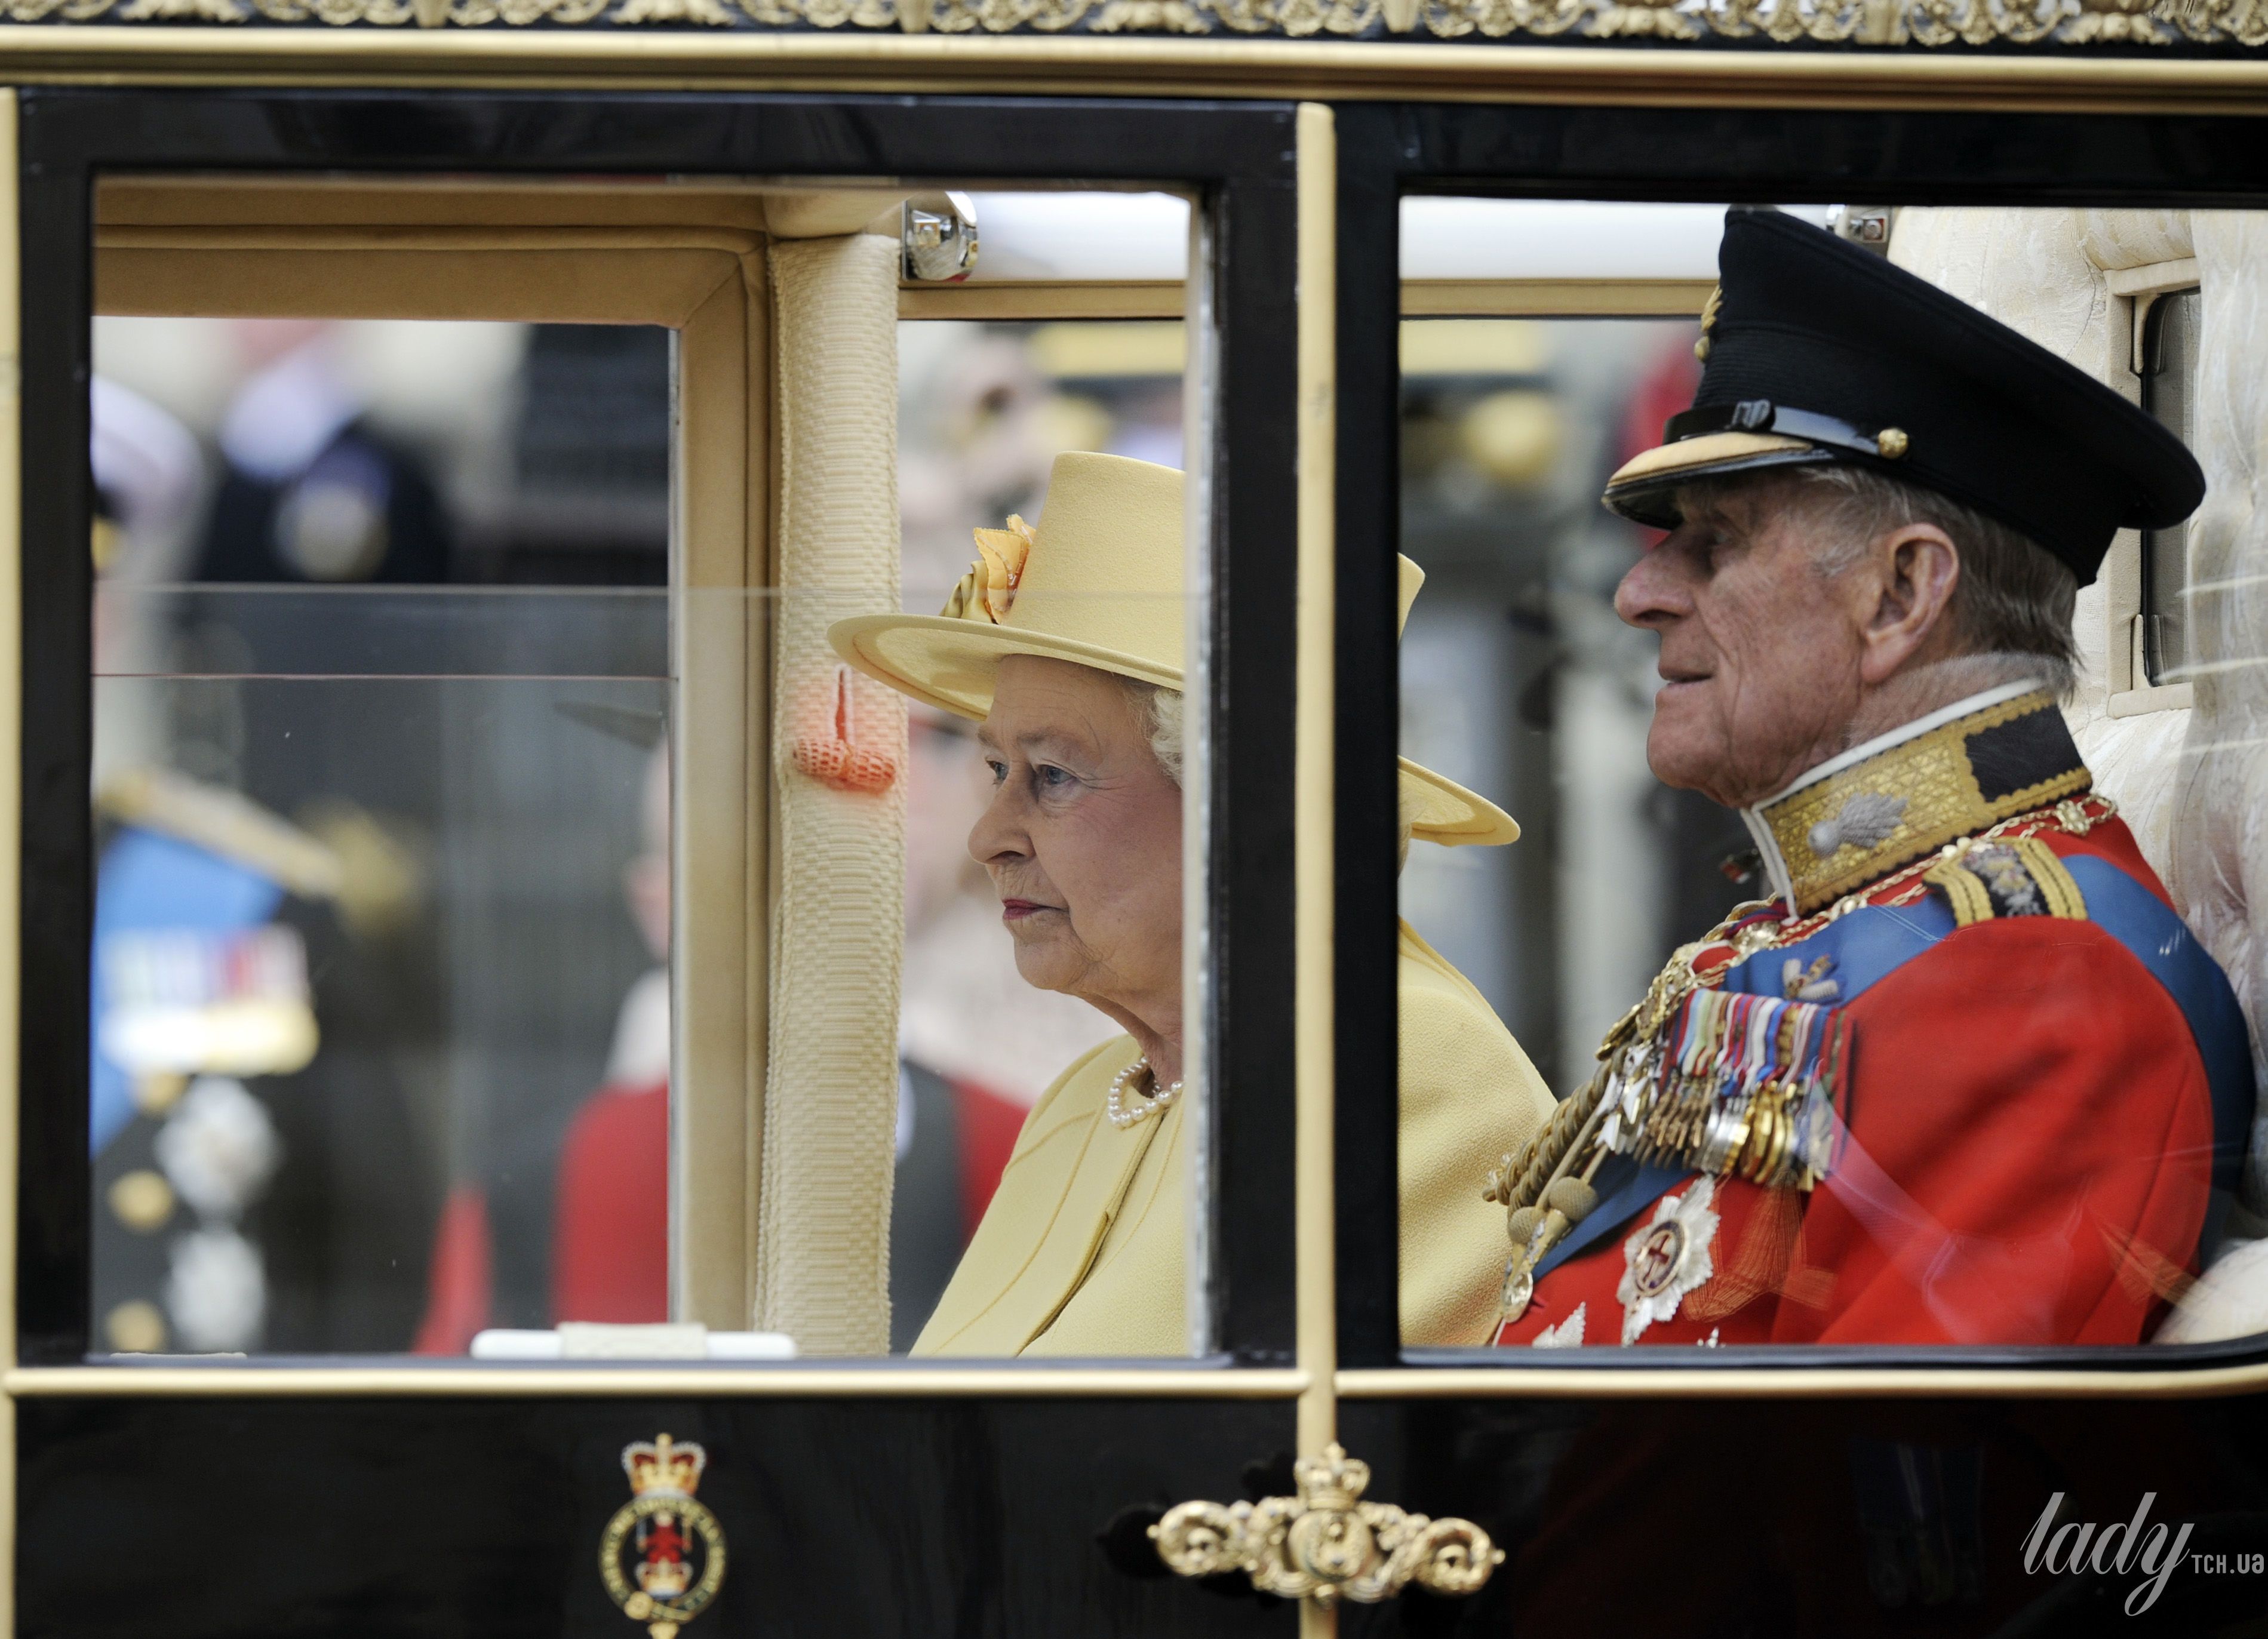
[[601, 1434, 727, 1639], [1293, 1444, 1371, 1514], [623, 1434, 707, 1500]]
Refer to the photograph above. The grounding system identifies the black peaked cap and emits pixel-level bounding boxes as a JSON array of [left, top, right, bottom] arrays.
[[1602, 208, 2206, 586]]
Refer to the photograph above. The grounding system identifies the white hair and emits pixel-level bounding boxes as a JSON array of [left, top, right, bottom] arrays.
[[1120, 679, 1185, 786], [1788, 465, 2080, 700], [1676, 465, 2081, 700]]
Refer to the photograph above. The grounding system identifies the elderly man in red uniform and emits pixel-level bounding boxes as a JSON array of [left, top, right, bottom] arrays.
[[1491, 210, 2253, 1351]]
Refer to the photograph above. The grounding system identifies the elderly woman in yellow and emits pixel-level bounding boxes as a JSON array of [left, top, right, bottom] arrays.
[[829, 451, 1550, 1354]]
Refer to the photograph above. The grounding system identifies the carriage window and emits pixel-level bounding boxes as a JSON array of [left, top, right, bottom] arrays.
[[2141, 286, 2201, 686], [1399, 314, 1717, 1101], [1396, 311, 1728, 1351], [891, 316, 1188, 1352], [1398, 200, 2259, 1358], [84, 188, 1210, 1361], [91, 318, 671, 1355]]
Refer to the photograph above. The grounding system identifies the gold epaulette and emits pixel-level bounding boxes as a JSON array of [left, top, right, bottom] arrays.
[[1922, 835, 2086, 928], [98, 767, 343, 900]]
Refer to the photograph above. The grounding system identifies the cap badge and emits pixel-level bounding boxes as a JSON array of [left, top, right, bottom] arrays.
[[601, 1434, 727, 1639], [1694, 284, 1722, 362], [1618, 1178, 1720, 1345], [1807, 790, 1909, 859]]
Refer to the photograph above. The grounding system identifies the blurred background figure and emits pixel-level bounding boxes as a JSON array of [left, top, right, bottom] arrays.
[[414, 714, 669, 1349], [1399, 315, 1741, 1093], [88, 374, 435, 1354], [545, 736, 672, 1327], [193, 319, 456, 588], [898, 320, 1185, 607], [94, 316, 665, 1353]]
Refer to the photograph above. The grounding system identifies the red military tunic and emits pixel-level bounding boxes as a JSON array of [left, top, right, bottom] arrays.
[[1492, 687, 2249, 1351]]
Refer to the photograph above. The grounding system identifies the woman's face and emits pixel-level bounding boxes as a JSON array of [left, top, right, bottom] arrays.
[[969, 655, 1183, 1022]]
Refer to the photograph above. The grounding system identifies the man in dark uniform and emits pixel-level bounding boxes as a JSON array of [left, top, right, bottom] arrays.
[[1489, 208, 2252, 1351]]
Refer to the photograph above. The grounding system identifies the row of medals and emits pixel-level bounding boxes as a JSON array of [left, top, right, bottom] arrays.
[[1484, 792, 2113, 1333]]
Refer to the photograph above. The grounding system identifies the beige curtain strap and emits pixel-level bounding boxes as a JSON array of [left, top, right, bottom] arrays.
[[754, 231, 907, 1355]]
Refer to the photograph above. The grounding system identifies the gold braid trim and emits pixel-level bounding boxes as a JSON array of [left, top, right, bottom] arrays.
[[1759, 688, 2091, 917], [23, 0, 2261, 45], [1922, 856, 1995, 928]]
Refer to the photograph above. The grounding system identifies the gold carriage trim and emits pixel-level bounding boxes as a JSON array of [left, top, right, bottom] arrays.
[[13, 0, 2266, 47], [1754, 687, 2091, 917]]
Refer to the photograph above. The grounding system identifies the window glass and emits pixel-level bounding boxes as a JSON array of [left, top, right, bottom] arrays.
[[91, 318, 669, 1356], [1400, 315, 1714, 1095], [1397, 201, 2259, 1357], [892, 316, 1188, 1352], [1397, 312, 1726, 1351], [84, 202, 1210, 1362], [2143, 287, 2201, 686]]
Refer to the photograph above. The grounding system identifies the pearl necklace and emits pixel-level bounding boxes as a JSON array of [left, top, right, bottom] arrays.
[[1106, 1056, 1184, 1130]]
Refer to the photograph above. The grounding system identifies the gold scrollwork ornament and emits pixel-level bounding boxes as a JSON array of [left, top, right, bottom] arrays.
[[1150, 1443, 1504, 1606], [17, 0, 2268, 41]]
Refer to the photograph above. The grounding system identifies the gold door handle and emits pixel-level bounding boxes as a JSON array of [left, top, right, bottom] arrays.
[[1148, 1443, 1504, 1606]]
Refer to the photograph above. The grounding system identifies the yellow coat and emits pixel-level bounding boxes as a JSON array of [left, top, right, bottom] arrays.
[[909, 920, 1552, 1355]]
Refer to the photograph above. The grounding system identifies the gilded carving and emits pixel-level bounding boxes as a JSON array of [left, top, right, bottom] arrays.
[[1151, 1443, 1504, 1607], [615, 0, 735, 24], [10, 0, 2263, 39]]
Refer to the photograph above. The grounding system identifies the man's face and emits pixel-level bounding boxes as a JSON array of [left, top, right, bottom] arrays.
[[1613, 477, 1870, 809]]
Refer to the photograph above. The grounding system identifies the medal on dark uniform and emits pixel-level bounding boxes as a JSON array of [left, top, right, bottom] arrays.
[[601, 1435, 727, 1639]]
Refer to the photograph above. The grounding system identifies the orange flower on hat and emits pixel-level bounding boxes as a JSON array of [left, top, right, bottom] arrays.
[[941, 515, 1034, 625]]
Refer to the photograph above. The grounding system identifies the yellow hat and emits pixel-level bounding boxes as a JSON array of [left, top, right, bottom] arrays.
[[829, 451, 1517, 847]]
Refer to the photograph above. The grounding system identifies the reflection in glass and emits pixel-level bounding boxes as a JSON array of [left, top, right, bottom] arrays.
[[1400, 316, 1719, 1093], [91, 318, 668, 1355]]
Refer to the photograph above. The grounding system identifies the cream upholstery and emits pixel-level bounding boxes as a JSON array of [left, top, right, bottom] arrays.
[[754, 232, 908, 1355]]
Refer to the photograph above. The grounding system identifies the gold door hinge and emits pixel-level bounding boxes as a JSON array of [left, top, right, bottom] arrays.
[[1148, 1443, 1504, 1606]]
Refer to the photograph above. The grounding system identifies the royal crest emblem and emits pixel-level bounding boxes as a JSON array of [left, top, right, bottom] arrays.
[[600, 1434, 727, 1639]]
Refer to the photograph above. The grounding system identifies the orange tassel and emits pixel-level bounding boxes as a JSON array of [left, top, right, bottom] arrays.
[[792, 667, 899, 794]]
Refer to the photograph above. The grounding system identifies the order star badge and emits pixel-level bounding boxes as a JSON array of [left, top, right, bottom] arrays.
[[600, 1435, 727, 1639], [1617, 1178, 1720, 1345]]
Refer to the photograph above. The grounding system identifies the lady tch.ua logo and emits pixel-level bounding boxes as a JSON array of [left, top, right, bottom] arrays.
[[2021, 1493, 2196, 1616]]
